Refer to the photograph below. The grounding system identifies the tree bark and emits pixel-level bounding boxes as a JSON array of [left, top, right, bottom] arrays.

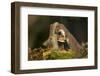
[[60, 24, 82, 57], [43, 22, 82, 57]]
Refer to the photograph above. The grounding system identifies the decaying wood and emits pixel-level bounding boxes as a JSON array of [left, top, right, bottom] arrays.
[[43, 22, 82, 57], [43, 22, 59, 50], [60, 24, 81, 50], [60, 24, 82, 57]]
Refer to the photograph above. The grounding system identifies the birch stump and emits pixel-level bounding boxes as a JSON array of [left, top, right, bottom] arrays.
[[43, 22, 59, 50], [43, 22, 82, 57], [59, 24, 82, 57]]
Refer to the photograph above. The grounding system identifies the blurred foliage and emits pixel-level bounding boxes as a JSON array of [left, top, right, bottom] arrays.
[[80, 42, 88, 58], [28, 48, 87, 60], [28, 42, 88, 60]]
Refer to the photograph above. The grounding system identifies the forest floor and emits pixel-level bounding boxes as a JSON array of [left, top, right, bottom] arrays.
[[28, 47, 87, 60]]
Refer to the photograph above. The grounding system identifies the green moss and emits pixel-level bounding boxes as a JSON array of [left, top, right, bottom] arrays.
[[45, 49, 76, 60], [28, 47, 88, 60]]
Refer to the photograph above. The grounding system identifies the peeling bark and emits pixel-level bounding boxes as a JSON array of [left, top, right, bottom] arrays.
[[43, 22, 82, 57]]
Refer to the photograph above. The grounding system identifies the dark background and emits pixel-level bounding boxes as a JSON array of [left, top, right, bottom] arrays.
[[28, 15, 88, 49]]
